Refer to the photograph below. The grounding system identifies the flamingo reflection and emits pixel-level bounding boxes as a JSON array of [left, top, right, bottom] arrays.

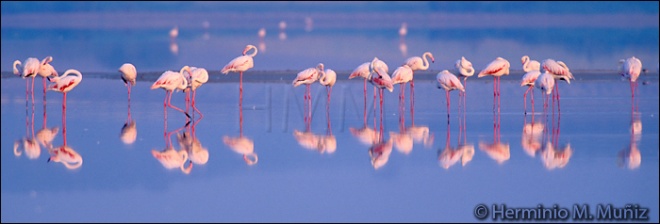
[[478, 111, 510, 164], [152, 121, 192, 174], [258, 27, 266, 53], [223, 101, 258, 165], [618, 114, 642, 169], [14, 103, 40, 160], [438, 120, 474, 169], [46, 106, 82, 170], [537, 102, 572, 170], [521, 115, 544, 157], [369, 138, 394, 170], [178, 119, 209, 166]]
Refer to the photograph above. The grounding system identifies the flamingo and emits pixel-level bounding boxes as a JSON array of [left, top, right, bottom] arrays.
[[542, 59, 574, 113], [455, 56, 474, 115], [391, 64, 413, 110], [36, 126, 59, 149], [405, 52, 435, 116], [369, 139, 393, 170], [369, 57, 394, 136], [320, 68, 337, 105], [186, 67, 209, 118], [48, 69, 83, 130], [349, 126, 381, 146], [349, 62, 375, 125], [38, 56, 58, 102], [436, 70, 465, 118], [477, 57, 510, 113], [541, 143, 573, 170], [178, 131, 209, 166], [535, 71, 555, 113], [120, 120, 137, 145], [520, 70, 542, 114], [521, 55, 541, 72], [13, 57, 41, 105], [222, 44, 257, 103], [151, 67, 191, 118], [619, 56, 642, 111], [119, 63, 137, 104], [293, 63, 324, 126]]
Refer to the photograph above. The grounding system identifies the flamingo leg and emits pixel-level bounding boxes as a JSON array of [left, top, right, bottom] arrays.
[[556, 83, 561, 114], [166, 90, 190, 118], [379, 88, 384, 140], [531, 87, 535, 114], [524, 86, 531, 114], [62, 92, 67, 146], [42, 77, 47, 105], [31, 76, 35, 108], [373, 86, 377, 130], [446, 90, 450, 120], [493, 77, 497, 113], [410, 79, 415, 117], [192, 90, 203, 119], [363, 78, 367, 126], [327, 86, 332, 132]]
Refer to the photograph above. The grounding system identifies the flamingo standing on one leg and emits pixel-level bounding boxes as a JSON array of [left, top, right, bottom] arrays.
[[38, 56, 58, 103], [405, 52, 435, 121], [221, 44, 258, 104], [521, 70, 542, 114], [48, 69, 83, 146], [619, 56, 642, 113], [119, 63, 137, 105], [477, 57, 510, 113], [151, 67, 191, 118], [293, 63, 324, 128], [320, 68, 336, 131], [542, 59, 574, 113], [186, 67, 209, 118], [436, 70, 465, 120], [369, 57, 394, 138], [13, 57, 41, 107], [391, 64, 413, 123]]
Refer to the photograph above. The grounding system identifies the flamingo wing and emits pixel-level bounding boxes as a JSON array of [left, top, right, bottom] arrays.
[[349, 62, 370, 79], [478, 59, 508, 77], [221, 55, 253, 74], [521, 70, 541, 86]]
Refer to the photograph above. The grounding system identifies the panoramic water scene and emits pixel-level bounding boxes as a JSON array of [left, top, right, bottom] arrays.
[[1, 2, 659, 222]]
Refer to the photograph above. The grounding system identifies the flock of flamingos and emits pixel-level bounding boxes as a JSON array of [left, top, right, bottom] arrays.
[[11, 43, 644, 172]]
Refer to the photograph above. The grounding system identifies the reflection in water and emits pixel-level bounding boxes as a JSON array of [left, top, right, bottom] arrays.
[[202, 20, 211, 41], [293, 130, 337, 155], [169, 26, 179, 55], [369, 139, 393, 170], [305, 16, 313, 32], [349, 126, 380, 146], [258, 27, 266, 53], [537, 106, 573, 170], [479, 112, 510, 164], [521, 115, 544, 157], [152, 120, 192, 174], [14, 100, 40, 159], [36, 126, 59, 149], [178, 119, 209, 166], [619, 114, 642, 169], [438, 121, 474, 169], [222, 101, 258, 166], [279, 20, 287, 40], [120, 79, 137, 145]]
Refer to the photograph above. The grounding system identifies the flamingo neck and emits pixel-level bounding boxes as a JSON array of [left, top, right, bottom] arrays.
[[13, 60, 22, 75], [246, 46, 258, 57], [421, 53, 432, 69]]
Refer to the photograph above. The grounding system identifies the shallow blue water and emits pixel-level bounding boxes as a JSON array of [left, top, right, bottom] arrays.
[[1, 2, 659, 222]]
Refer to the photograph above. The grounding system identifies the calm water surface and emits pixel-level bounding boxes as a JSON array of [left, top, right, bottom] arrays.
[[1, 2, 658, 222]]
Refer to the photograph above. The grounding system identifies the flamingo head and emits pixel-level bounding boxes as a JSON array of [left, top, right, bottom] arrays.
[[316, 63, 324, 71]]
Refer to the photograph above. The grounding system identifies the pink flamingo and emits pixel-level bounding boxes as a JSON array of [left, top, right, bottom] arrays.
[[405, 52, 434, 119], [320, 68, 336, 131], [542, 59, 574, 113], [48, 69, 83, 146], [293, 63, 324, 128], [38, 56, 58, 103], [436, 70, 465, 119], [455, 56, 474, 116], [221, 44, 258, 102], [151, 66, 191, 118], [369, 57, 394, 137], [119, 63, 137, 104], [13, 57, 41, 106], [521, 55, 541, 72], [535, 71, 555, 114], [521, 70, 542, 114], [391, 64, 413, 122], [619, 56, 642, 112], [477, 57, 510, 113], [186, 67, 209, 118]]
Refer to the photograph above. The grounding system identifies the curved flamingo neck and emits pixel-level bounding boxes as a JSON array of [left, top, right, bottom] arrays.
[[421, 52, 433, 69], [62, 69, 82, 79], [246, 46, 258, 57], [13, 60, 22, 75]]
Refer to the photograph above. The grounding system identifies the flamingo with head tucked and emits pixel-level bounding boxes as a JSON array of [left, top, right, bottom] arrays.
[[185, 67, 209, 118], [542, 59, 574, 113], [320, 68, 337, 105], [535, 71, 555, 113], [391, 64, 413, 111], [455, 56, 474, 114], [619, 56, 642, 112], [38, 56, 58, 100], [151, 67, 191, 118], [293, 63, 324, 126], [478, 57, 510, 113], [119, 63, 137, 103], [369, 57, 394, 136]]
